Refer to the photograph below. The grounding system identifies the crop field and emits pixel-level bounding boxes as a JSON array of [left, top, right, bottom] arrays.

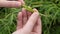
[[0, 0, 60, 34]]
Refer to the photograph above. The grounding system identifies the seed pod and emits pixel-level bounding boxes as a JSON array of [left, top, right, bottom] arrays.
[[22, 5, 34, 13]]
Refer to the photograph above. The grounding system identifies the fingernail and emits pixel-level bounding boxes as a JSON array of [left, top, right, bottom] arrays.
[[33, 8, 38, 12], [22, 8, 26, 12], [16, 2, 21, 7], [32, 11, 39, 18], [22, 8, 25, 10]]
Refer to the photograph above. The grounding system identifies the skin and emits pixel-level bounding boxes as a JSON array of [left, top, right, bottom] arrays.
[[0, 0, 24, 8], [0, 0, 42, 34], [12, 8, 42, 34]]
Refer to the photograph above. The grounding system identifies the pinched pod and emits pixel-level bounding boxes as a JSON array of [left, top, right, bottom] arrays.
[[22, 5, 34, 13]]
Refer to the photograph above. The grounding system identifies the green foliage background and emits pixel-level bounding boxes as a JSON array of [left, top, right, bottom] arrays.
[[0, 0, 60, 34]]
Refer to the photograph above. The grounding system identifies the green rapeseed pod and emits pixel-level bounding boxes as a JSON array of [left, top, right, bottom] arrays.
[[22, 5, 34, 13], [22, 5, 49, 17]]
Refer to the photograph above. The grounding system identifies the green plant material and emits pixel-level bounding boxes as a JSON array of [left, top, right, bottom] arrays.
[[22, 5, 34, 12], [22, 5, 50, 17], [0, 0, 60, 34]]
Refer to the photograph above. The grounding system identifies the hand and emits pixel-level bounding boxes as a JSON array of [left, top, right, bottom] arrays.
[[12, 8, 42, 34], [0, 0, 24, 8]]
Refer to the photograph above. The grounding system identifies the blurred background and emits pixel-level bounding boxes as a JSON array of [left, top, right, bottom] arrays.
[[0, 0, 60, 34]]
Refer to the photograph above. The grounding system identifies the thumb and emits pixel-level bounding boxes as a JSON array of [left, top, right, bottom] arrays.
[[22, 11, 39, 33]]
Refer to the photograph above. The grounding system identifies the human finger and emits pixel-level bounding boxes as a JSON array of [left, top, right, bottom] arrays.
[[17, 12, 23, 30], [27, 11, 32, 19], [22, 12, 39, 33], [37, 17, 42, 34], [18, 0, 25, 5], [22, 8, 27, 25], [0, 1, 21, 8], [32, 9, 42, 34]]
